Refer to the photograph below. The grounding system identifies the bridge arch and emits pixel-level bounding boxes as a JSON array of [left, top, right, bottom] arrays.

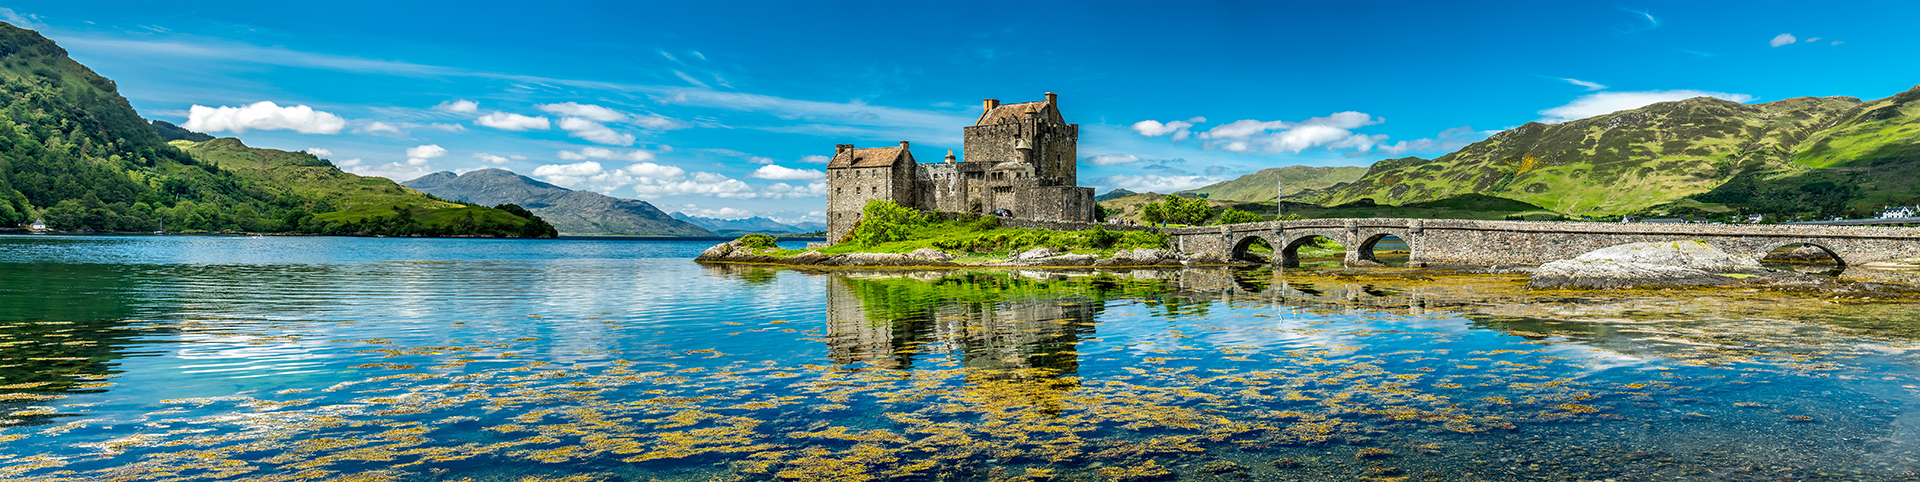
[[1278, 233, 1344, 268], [1351, 230, 1413, 267], [1229, 233, 1280, 263]]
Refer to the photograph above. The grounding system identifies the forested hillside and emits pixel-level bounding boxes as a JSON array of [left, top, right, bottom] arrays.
[[0, 23, 553, 237]]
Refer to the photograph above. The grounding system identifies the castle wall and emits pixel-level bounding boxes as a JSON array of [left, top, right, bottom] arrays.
[[1014, 186, 1096, 223], [827, 165, 911, 242]]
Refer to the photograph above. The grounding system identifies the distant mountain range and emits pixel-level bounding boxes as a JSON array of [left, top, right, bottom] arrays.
[[403, 169, 711, 236], [670, 213, 824, 235]]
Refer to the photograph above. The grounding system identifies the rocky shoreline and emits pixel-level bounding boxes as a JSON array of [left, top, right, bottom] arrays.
[[694, 239, 1231, 268]]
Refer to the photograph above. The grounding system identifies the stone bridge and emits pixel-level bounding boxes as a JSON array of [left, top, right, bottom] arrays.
[[1165, 218, 1920, 268]]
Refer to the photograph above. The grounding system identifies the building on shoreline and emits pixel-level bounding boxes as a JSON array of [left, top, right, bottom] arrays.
[[825, 92, 1097, 242]]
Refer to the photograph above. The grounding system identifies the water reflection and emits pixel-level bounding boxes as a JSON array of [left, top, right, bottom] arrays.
[[826, 273, 1094, 377]]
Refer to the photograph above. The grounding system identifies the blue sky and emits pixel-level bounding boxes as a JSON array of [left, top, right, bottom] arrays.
[[5, 1, 1916, 224]]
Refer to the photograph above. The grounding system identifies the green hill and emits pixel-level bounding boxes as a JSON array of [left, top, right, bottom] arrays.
[[1299, 89, 1920, 217], [1179, 165, 1368, 202], [173, 139, 556, 237], [0, 22, 551, 237]]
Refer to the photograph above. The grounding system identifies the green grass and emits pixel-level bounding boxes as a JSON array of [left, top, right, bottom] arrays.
[[751, 214, 1170, 261]]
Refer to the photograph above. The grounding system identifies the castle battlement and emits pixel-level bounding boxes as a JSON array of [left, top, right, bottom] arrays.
[[825, 92, 1096, 242]]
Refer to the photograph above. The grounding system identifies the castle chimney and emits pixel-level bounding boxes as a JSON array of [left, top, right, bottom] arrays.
[[836, 144, 853, 153], [983, 99, 999, 112], [944, 150, 956, 163], [1044, 92, 1056, 106], [899, 140, 910, 149]]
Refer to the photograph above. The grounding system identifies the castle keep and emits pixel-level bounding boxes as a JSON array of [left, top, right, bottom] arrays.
[[826, 92, 1096, 241]]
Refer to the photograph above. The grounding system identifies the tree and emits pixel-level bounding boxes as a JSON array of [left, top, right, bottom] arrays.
[[1216, 208, 1261, 225], [1141, 201, 1166, 226]]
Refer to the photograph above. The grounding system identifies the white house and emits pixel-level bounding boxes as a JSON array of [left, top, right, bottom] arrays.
[[1880, 206, 1919, 219], [28, 219, 46, 231]]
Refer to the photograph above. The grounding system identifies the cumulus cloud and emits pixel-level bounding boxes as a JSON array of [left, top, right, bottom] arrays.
[[557, 117, 636, 146], [799, 155, 832, 164], [761, 181, 829, 199], [475, 112, 550, 131], [749, 165, 827, 181], [678, 206, 756, 219], [1538, 90, 1754, 123], [356, 121, 403, 135], [557, 147, 655, 162], [337, 157, 432, 181], [1130, 116, 1207, 141], [1561, 78, 1607, 91], [434, 99, 479, 113], [1378, 126, 1495, 156], [304, 147, 332, 157], [1097, 174, 1224, 193], [537, 102, 627, 122], [1085, 154, 1144, 165], [1195, 112, 1387, 154], [183, 101, 346, 134], [1770, 33, 1796, 47], [472, 153, 511, 165], [404, 144, 447, 166]]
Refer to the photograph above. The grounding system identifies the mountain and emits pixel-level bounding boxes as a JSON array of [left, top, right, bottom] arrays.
[[403, 169, 711, 236], [1094, 189, 1138, 202], [1179, 165, 1368, 202], [669, 213, 810, 235], [0, 22, 549, 237], [172, 139, 556, 237], [1299, 88, 1920, 217]]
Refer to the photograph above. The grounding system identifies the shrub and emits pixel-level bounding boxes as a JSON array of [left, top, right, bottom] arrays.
[[1217, 208, 1262, 225], [851, 200, 930, 246], [738, 233, 778, 249]]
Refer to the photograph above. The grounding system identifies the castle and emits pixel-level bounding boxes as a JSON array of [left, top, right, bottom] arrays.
[[825, 92, 1097, 242]]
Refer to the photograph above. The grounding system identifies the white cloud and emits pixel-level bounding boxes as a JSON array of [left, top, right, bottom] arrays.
[[434, 99, 479, 113], [404, 144, 447, 166], [1561, 78, 1607, 91], [1831, 40, 1844, 46], [1770, 33, 1797, 47], [557, 117, 636, 146], [537, 102, 627, 122], [1086, 154, 1143, 165], [304, 147, 332, 157], [1378, 126, 1494, 156], [427, 123, 466, 132], [472, 153, 511, 165], [475, 112, 550, 131], [630, 113, 682, 130], [1804, 37, 1821, 43], [1130, 116, 1208, 141], [533, 161, 606, 178], [1196, 112, 1387, 154], [672, 70, 709, 88], [761, 181, 829, 198], [556, 147, 655, 162], [338, 158, 433, 181], [679, 206, 756, 219], [748, 156, 775, 164], [0, 8, 45, 30], [749, 165, 827, 181], [1538, 90, 1754, 123], [182, 101, 346, 134], [799, 155, 832, 164], [1097, 174, 1224, 193], [357, 121, 403, 136]]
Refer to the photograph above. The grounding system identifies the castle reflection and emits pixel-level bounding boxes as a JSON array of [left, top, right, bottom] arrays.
[[824, 273, 1097, 379]]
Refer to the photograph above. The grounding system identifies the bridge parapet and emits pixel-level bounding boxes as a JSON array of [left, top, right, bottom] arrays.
[[1170, 219, 1920, 268]]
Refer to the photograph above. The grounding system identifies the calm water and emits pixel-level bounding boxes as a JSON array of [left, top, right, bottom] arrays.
[[2, 235, 1918, 481]]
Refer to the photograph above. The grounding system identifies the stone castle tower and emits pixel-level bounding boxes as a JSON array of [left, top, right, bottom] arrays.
[[826, 92, 1095, 242]]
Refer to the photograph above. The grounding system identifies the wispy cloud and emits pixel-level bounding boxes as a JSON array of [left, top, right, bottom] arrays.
[[1539, 90, 1754, 123], [1770, 33, 1797, 47], [1616, 8, 1660, 34], [1560, 78, 1607, 91]]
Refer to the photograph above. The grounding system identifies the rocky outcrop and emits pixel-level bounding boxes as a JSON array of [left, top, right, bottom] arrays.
[[1529, 241, 1765, 290]]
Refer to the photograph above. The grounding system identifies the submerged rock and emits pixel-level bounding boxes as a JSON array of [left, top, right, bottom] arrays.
[[1530, 240, 1763, 290]]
